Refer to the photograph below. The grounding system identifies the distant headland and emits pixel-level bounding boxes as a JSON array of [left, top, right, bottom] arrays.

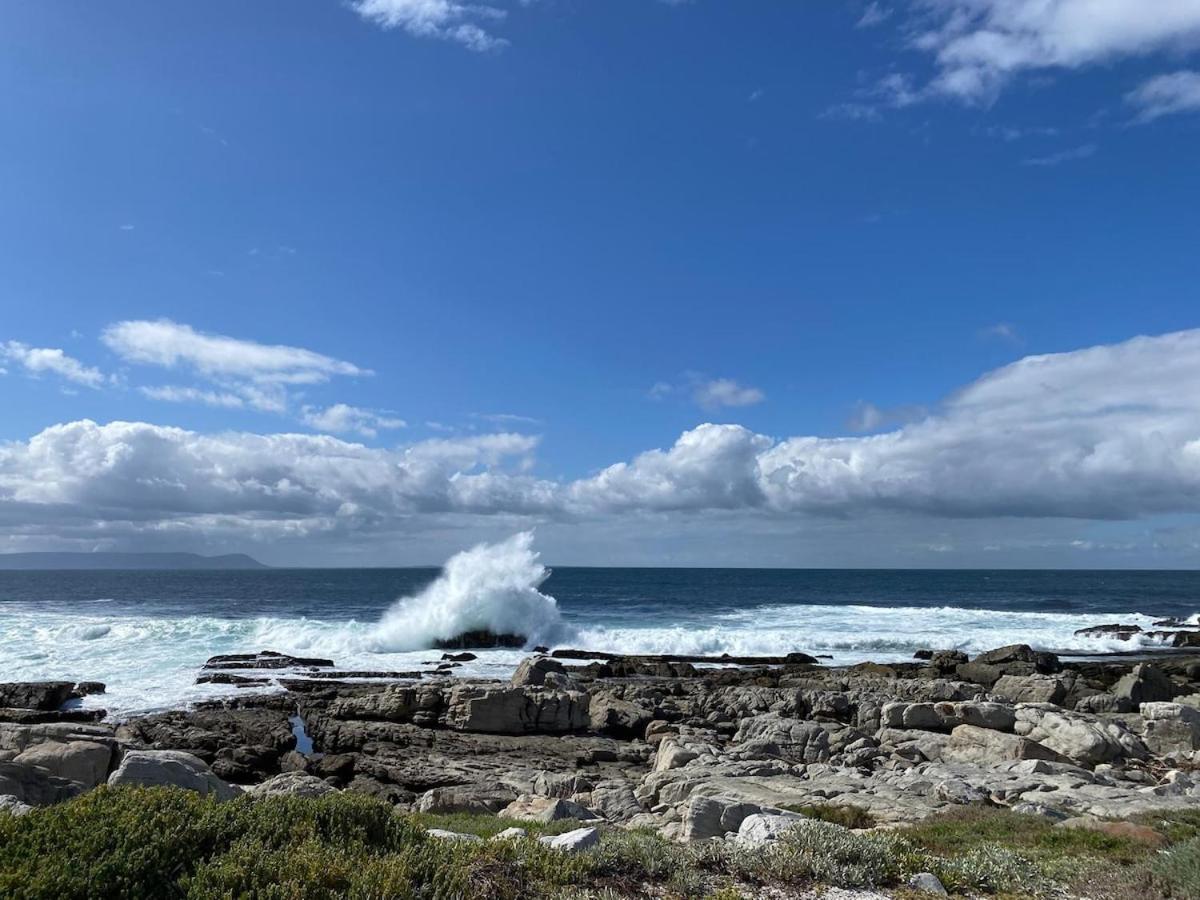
[[0, 552, 269, 570]]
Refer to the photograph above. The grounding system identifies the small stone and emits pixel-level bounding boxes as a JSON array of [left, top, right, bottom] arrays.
[[426, 829, 483, 843], [538, 826, 600, 852], [908, 872, 949, 895]]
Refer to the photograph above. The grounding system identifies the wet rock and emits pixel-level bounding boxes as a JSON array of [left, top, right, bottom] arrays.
[[108, 750, 240, 800], [0, 708, 106, 724], [73, 682, 106, 697], [434, 630, 526, 650], [1075, 624, 1143, 639], [196, 673, 272, 687], [440, 652, 477, 662], [203, 651, 335, 670], [0, 682, 75, 711]]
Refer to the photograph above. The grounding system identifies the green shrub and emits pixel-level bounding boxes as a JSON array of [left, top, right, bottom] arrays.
[[781, 803, 877, 829], [1151, 837, 1200, 900]]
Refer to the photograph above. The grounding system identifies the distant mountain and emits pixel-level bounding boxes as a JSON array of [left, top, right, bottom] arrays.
[[0, 552, 269, 571]]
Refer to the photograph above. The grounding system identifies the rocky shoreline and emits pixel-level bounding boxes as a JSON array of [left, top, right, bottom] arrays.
[[4, 630, 1200, 846]]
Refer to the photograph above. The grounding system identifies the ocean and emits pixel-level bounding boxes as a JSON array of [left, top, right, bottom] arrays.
[[2, 540, 1198, 716]]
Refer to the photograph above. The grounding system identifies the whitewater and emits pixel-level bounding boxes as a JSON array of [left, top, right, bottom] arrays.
[[0, 533, 1196, 715]]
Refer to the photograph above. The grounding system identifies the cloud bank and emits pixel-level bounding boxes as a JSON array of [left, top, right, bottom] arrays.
[[3, 329, 1200, 553]]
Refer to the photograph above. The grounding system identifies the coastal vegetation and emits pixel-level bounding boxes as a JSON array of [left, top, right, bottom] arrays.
[[1, 787, 1199, 899]]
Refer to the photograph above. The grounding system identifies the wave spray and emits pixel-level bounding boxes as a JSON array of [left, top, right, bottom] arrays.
[[371, 531, 571, 651]]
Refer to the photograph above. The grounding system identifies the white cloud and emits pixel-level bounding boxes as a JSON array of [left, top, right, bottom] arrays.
[[1021, 143, 1096, 167], [1126, 70, 1200, 122], [0, 342, 106, 389], [302, 404, 407, 437], [4, 329, 1200, 550], [103, 319, 369, 414], [139, 386, 246, 409], [980, 322, 1021, 342], [351, 0, 508, 51], [856, 0, 1200, 106], [693, 378, 766, 410], [857, 2, 892, 28]]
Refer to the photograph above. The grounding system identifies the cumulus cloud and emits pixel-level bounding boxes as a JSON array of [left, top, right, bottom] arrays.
[[0, 342, 106, 389], [350, 0, 508, 51], [1126, 70, 1200, 122], [104, 319, 369, 414], [4, 329, 1200, 547], [301, 404, 407, 437]]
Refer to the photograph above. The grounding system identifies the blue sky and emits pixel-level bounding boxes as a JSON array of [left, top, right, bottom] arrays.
[[2, 1, 1200, 566]]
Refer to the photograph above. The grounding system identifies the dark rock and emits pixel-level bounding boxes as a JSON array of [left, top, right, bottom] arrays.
[[73, 682, 106, 697], [914, 650, 934, 660], [434, 631, 526, 650], [1075, 624, 1143, 639], [0, 682, 75, 711], [441, 653, 477, 662], [533, 646, 550, 653], [203, 651, 335, 670], [311, 753, 356, 784], [1113, 664, 1175, 704], [196, 673, 272, 687], [973, 644, 1061, 673], [0, 760, 85, 806], [0, 707, 106, 724]]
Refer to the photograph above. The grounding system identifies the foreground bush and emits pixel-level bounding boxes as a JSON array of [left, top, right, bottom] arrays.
[[2, 788, 1200, 898]]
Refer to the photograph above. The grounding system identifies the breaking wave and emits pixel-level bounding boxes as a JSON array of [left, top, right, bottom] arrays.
[[371, 532, 573, 651]]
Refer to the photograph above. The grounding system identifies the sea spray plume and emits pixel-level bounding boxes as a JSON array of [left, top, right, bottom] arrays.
[[371, 532, 572, 651]]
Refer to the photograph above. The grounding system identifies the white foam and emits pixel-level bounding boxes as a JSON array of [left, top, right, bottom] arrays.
[[371, 531, 573, 651]]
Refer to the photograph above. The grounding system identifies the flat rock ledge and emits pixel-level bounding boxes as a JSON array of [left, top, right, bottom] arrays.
[[3, 641, 1200, 848]]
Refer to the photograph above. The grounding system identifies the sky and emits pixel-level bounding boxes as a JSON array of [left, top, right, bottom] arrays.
[[1, 0, 1200, 567]]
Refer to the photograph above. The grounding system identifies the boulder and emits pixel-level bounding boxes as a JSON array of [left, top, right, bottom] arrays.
[[735, 812, 810, 847], [1113, 664, 1174, 705], [107, 750, 240, 800], [589, 780, 643, 822], [500, 795, 597, 823], [12, 740, 113, 788], [992, 674, 1069, 706], [0, 795, 32, 816], [0, 682, 74, 711], [1139, 703, 1200, 756], [491, 827, 527, 841], [681, 794, 761, 840], [1015, 706, 1140, 767], [415, 783, 518, 815], [0, 761, 84, 806], [973, 644, 1060, 673], [248, 772, 337, 799], [589, 695, 654, 739], [511, 656, 566, 687], [941, 725, 1064, 766], [734, 714, 830, 763], [538, 826, 600, 852], [654, 740, 700, 772], [443, 686, 589, 734]]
